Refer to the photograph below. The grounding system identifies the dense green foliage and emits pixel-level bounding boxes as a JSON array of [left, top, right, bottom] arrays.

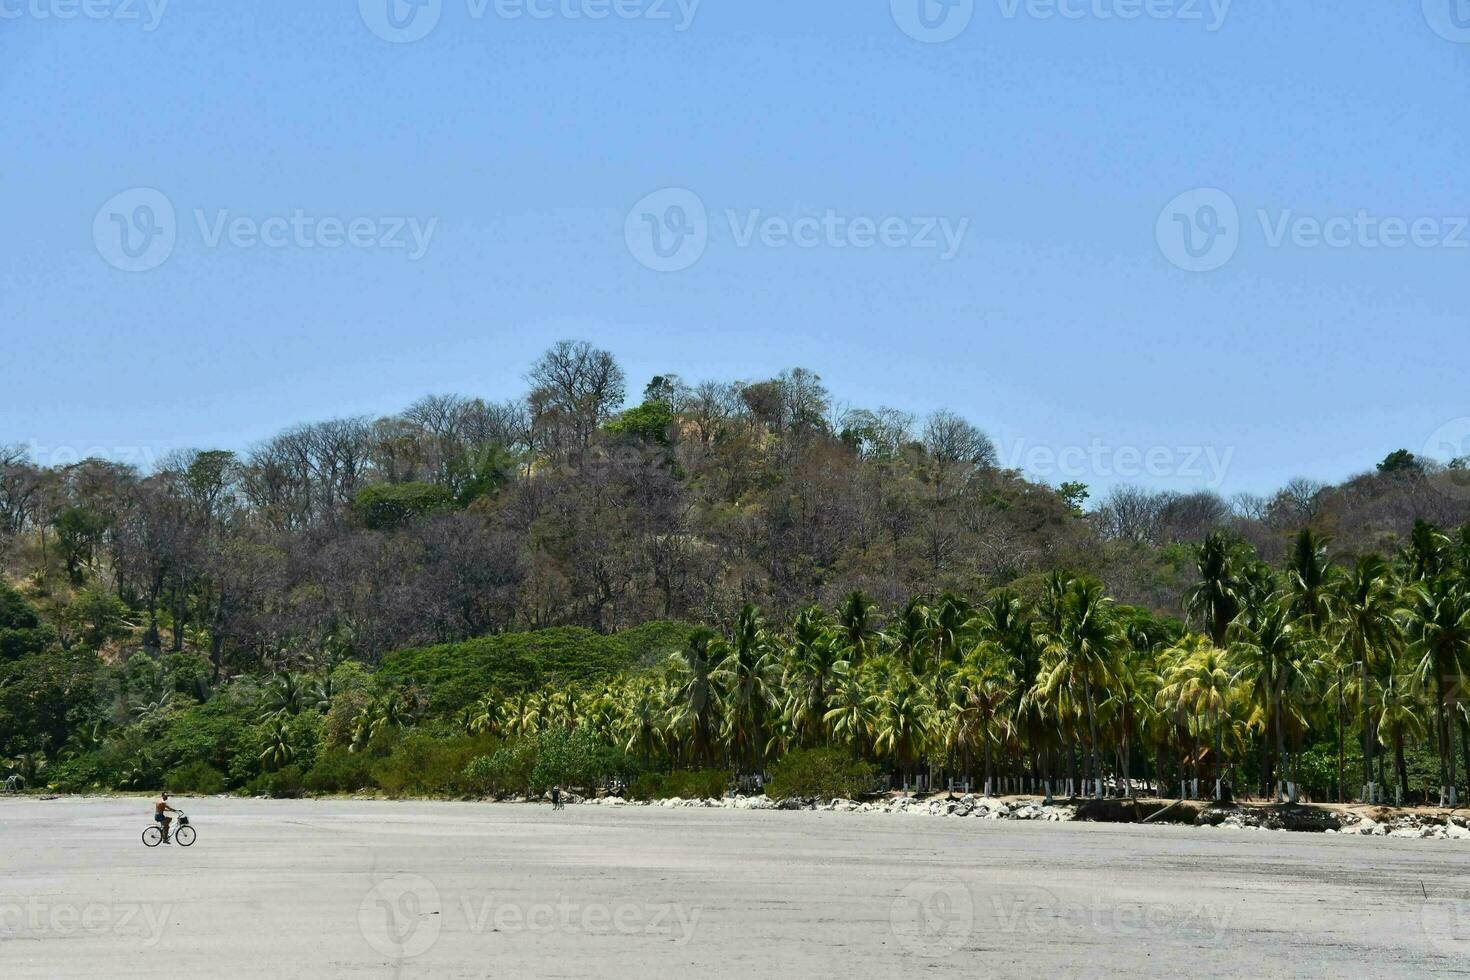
[[3, 344, 1469, 806], [765, 749, 880, 800], [0, 582, 55, 660], [377, 622, 691, 713], [351, 481, 454, 529]]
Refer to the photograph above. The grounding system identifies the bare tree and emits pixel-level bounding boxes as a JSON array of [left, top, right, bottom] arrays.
[[923, 410, 998, 469], [527, 340, 627, 457]]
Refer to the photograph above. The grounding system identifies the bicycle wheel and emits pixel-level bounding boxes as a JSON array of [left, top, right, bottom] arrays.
[[142, 826, 163, 847], [175, 825, 196, 847]]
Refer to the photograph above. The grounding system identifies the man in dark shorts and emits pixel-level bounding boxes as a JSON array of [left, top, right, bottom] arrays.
[[550, 785, 562, 810], [155, 792, 179, 842]]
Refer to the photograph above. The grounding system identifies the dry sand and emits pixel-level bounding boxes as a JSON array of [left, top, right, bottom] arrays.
[[2, 796, 1468, 978]]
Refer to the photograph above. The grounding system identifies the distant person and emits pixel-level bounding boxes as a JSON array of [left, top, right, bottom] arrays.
[[155, 792, 179, 843], [551, 785, 563, 810]]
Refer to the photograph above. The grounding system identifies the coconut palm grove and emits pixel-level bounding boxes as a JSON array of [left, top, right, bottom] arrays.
[[3, 343, 1469, 808]]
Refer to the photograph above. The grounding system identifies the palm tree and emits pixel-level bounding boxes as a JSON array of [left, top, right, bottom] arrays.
[[1041, 578, 1121, 799], [669, 628, 723, 767], [824, 666, 876, 760], [1375, 666, 1426, 804], [784, 608, 848, 747], [1331, 554, 1400, 801], [1102, 629, 1162, 798], [260, 672, 306, 719], [1160, 635, 1233, 800], [1188, 532, 1243, 646], [467, 694, 503, 736], [1398, 519, 1451, 584], [621, 680, 664, 768], [1285, 528, 1336, 633], [1229, 600, 1314, 801], [1403, 575, 1470, 806], [980, 590, 1050, 796], [871, 672, 930, 790], [260, 720, 296, 771], [716, 605, 775, 775], [836, 590, 877, 663]]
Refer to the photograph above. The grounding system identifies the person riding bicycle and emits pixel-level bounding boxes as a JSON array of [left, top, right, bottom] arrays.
[[154, 792, 179, 843]]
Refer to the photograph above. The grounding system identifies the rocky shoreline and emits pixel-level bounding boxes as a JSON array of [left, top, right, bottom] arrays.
[[567, 792, 1470, 838]]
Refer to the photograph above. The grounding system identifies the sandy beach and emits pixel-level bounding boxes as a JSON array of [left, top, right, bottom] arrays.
[[3, 796, 1468, 978]]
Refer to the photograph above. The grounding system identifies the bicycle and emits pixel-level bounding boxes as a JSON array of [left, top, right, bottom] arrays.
[[142, 812, 196, 847]]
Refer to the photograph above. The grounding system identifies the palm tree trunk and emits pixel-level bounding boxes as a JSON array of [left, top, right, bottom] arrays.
[[1435, 669, 1454, 805], [1359, 652, 1373, 801], [1394, 729, 1408, 804], [1082, 675, 1102, 799]]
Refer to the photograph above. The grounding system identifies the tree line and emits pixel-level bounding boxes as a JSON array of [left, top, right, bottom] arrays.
[[3, 340, 1470, 803]]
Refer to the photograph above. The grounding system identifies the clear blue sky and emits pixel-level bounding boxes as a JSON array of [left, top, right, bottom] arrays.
[[3, 1, 1467, 498]]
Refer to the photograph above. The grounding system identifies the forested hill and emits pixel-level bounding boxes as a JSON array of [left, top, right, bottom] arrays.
[[2, 340, 1467, 676]]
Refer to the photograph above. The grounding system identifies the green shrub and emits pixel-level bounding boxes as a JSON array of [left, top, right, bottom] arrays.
[[668, 769, 730, 800], [627, 772, 670, 800], [47, 753, 108, 793], [462, 755, 498, 797], [0, 582, 57, 660], [303, 747, 374, 794], [351, 482, 454, 530], [465, 737, 538, 797], [529, 728, 638, 794], [765, 749, 878, 801], [245, 765, 304, 798], [165, 760, 227, 795], [627, 769, 729, 801], [370, 732, 493, 797], [376, 622, 693, 715]]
